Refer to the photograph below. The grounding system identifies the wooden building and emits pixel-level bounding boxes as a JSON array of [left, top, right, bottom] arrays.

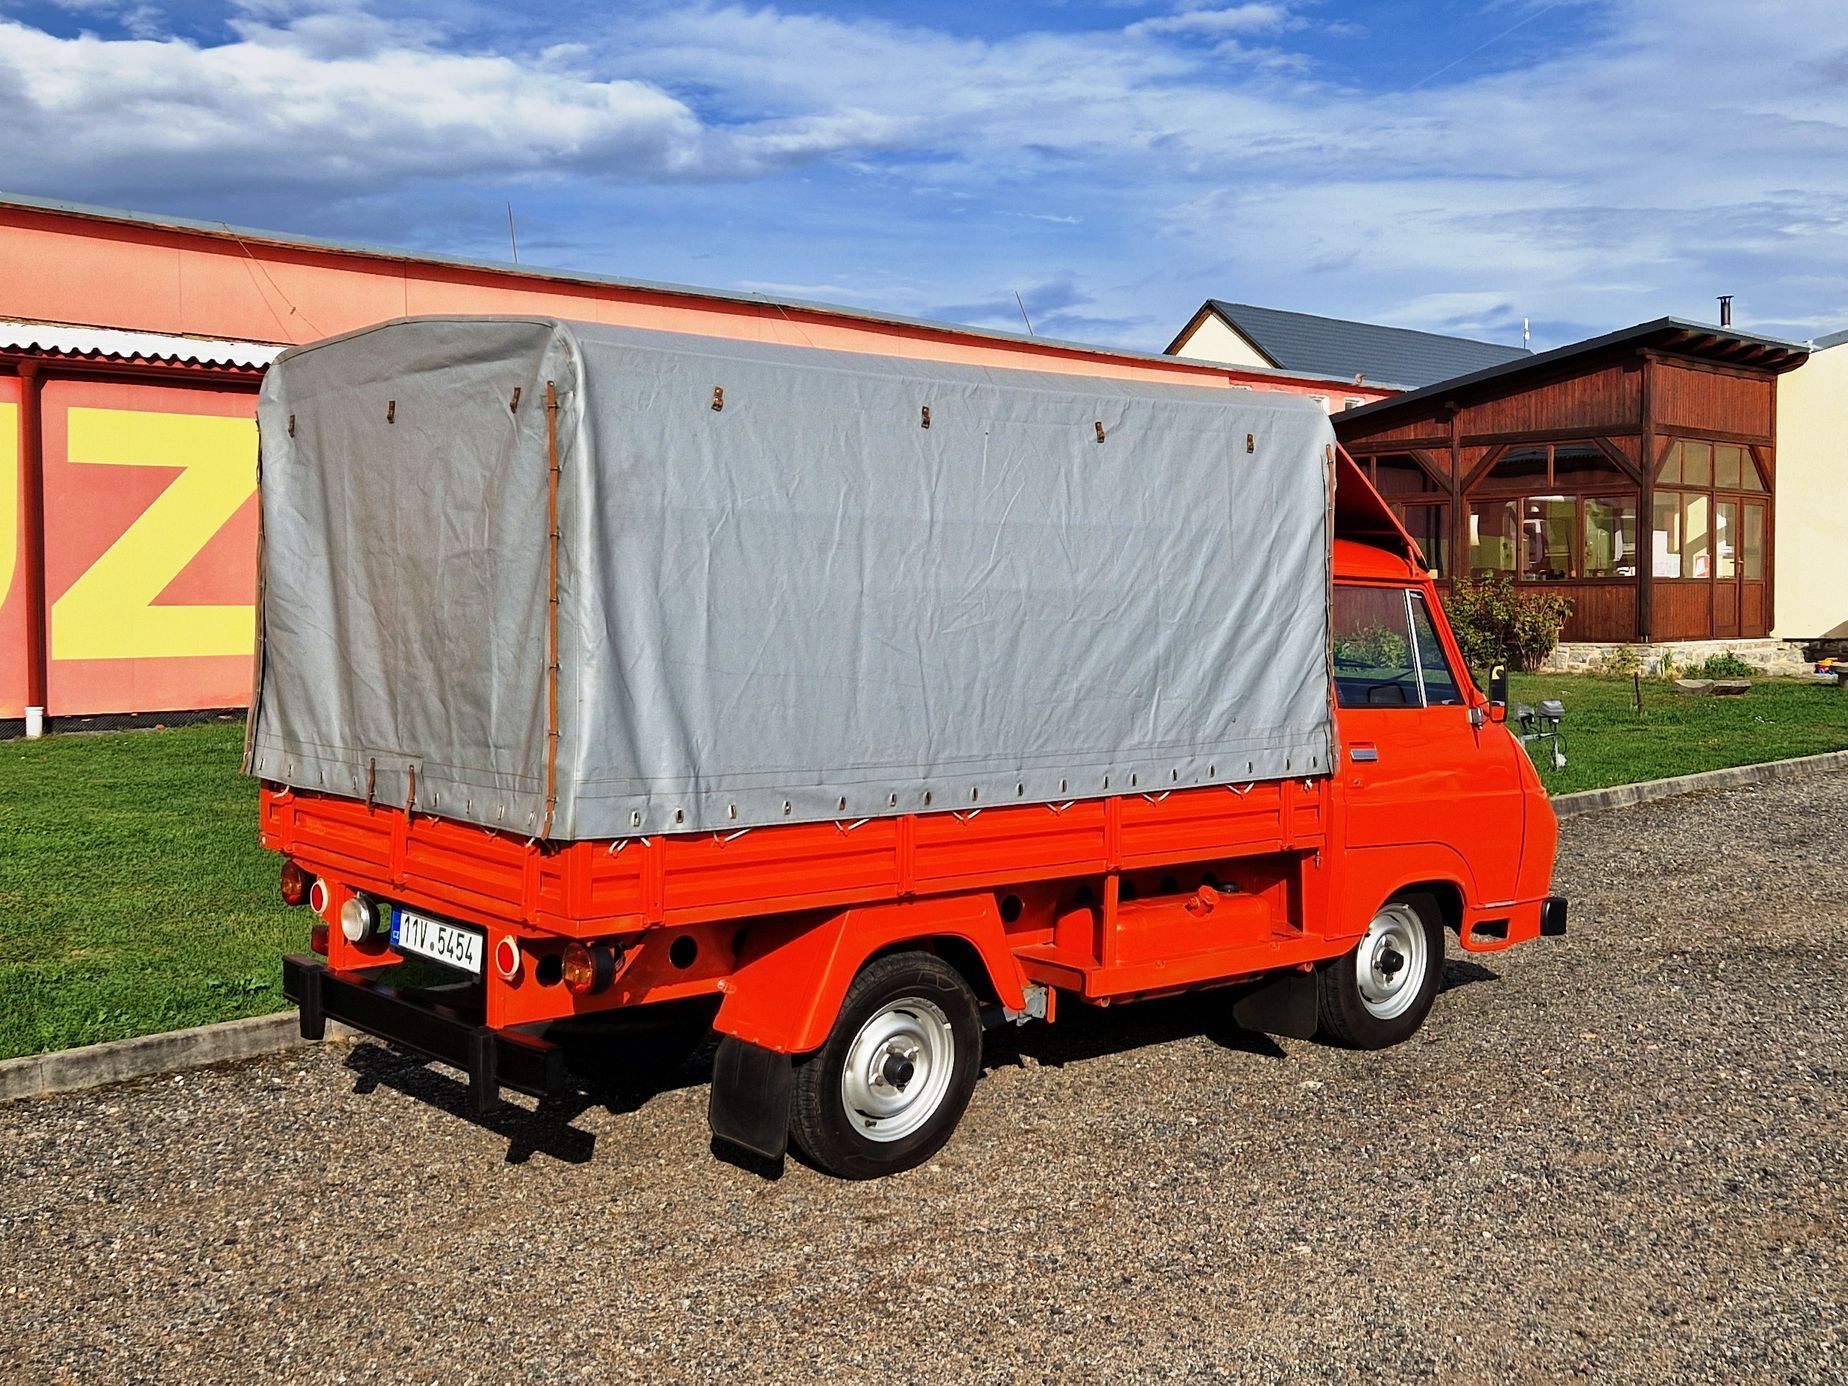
[[1334, 320, 1810, 643]]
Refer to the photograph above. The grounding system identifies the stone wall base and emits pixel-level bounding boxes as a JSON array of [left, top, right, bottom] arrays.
[[1543, 637, 1810, 678]]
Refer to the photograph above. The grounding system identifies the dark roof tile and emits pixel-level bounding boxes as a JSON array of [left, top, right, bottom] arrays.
[[1201, 301, 1529, 390]]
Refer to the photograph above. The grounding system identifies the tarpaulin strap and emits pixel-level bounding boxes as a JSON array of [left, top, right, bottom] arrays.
[[540, 380, 562, 840]]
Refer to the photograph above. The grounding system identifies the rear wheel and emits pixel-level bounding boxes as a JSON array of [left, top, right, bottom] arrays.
[[1316, 898, 1443, 1049], [790, 951, 982, 1179]]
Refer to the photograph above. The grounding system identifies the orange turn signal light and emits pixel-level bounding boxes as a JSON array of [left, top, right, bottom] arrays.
[[562, 941, 620, 996], [280, 859, 313, 907]]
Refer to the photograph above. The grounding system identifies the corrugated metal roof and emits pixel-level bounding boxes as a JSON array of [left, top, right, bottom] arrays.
[[1203, 301, 1530, 389], [0, 318, 279, 368], [1812, 326, 1848, 350]]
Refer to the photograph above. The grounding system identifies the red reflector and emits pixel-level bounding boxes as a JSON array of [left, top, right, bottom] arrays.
[[308, 880, 328, 916], [279, 859, 312, 907], [493, 936, 522, 982], [310, 922, 329, 956]]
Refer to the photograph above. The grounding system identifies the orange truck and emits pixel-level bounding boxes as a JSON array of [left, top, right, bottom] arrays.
[[254, 316, 1563, 1179]]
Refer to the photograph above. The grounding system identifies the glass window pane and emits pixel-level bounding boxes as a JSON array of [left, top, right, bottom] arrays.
[[1652, 493, 1682, 577], [1468, 500, 1518, 576], [1743, 503, 1765, 580], [1396, 502, 1450, 576], [1333, 587, 1419, 709], [1583, 495, 1639, 577], [1659, 441, 1684, 485], [1715, 500, 1738, 579], [1485, 446, 1548, 489], [1739, 449, 1766, 492], [1374, 454, 1440, 496], [1552, 443, 1624, 489], [1408, 594, 1463, 706], [1521, 496, 1575, 580], [1715, 444, 1744, 490], [1683, 493, 1712, 578], [1681, 440, 1713, 488]]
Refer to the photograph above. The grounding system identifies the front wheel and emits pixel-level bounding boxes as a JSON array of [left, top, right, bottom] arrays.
[[789, 951, 982, 1179], [1316, 898, 1444, 1049]]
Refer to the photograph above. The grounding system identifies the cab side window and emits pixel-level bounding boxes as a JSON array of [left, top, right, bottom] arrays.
[[1408, 593, 1464, 706], [1333, 586, 1420, 708]]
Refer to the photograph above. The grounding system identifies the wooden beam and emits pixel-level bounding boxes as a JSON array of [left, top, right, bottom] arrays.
[[1457, 425, 1644, 449]]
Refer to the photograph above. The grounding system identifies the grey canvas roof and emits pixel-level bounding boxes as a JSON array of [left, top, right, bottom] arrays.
[[248, 316, 1338, 840], [1179, 301, 1530, 390]]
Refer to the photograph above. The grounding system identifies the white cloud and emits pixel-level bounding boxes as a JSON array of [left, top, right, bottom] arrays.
[[0, 0, 1844, 346], [1127, 4, 1302, 39]]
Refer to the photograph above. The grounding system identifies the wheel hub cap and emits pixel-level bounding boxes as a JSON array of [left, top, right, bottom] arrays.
[[1355, 906, 1428, 1021], [840, 997, 955, 1143]]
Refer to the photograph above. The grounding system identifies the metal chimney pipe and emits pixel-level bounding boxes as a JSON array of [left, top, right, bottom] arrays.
[[1718, 294, 1733, 327]]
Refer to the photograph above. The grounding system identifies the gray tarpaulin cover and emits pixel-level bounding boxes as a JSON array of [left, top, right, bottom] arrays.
[[247, 317, 1335, 841]]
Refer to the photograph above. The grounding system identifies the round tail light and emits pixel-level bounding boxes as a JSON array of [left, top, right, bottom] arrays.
[[339, 893, 378, 943], [279, 859, 312, 907], [493, 936, 523, 982], [308, 879, 329, 916], [562, 941, 620, 996]]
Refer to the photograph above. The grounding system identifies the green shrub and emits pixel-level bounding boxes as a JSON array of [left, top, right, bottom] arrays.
[[1444, 575, 1573, 675], [1604, 645, 1643, 677], [1692, 652, 1753, 680], [1333, 623, 1409, 672]]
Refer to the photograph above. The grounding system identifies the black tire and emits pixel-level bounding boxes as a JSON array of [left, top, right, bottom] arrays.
[[789, 951, 983, 1179], [1316, 895, 1444, 1049]]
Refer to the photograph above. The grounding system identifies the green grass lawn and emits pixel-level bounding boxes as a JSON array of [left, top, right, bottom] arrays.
[[0, 720, 308, 1061], [1507, 671, 1848, 795], [1, 679, 1844, 1061]]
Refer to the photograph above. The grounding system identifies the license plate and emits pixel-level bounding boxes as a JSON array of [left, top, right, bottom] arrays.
[[391, 908, 484, 976]]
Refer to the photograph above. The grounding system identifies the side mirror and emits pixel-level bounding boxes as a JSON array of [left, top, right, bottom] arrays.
[[1488, 663, 1509, 708], [1487, 702, 1507, 724]]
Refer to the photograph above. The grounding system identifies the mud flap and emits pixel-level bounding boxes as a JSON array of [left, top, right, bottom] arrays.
[[1231, 967, 1320, 1040], [708, 1034, 794, 1160]]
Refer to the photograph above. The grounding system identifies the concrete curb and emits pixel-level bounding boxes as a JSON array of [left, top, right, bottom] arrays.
[[1551, 748, 1848, 819], [6, 749, 1845, 1102], [0, 1011, 355, 1103]]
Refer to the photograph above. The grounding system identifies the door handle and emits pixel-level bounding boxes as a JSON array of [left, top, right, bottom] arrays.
[[1349, 744, 1378, 763]]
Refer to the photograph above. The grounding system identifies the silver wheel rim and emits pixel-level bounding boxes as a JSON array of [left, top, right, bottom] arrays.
[[1354, 904, 1429, 1021], [839, 996, 955, 1144]]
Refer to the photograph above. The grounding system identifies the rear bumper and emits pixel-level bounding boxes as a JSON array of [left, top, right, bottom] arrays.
[[283, 954, 567, 1116]]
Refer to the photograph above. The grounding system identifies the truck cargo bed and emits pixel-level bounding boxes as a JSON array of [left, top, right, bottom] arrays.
[[263, 774, 1329, 937]]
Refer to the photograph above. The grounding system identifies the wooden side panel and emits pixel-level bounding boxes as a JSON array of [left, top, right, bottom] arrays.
[[1742, 583, 1769, 636], [1339, 411, 1450, 448], [1653, 583, 1713, 640], [1653, 365, 1773, 439], [1457, 361, 1640, 439], [1552, 584, 1637, 642], [1715, 581, 1740, 638]]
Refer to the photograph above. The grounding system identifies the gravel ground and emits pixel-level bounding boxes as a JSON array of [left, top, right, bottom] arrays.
[[4, 775, 1844, 1384]]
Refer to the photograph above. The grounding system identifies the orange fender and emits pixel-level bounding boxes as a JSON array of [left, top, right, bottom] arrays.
[[713, 895, 1028, 1055]]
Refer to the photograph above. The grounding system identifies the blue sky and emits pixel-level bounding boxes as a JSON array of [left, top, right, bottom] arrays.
[[0, 1, 1844, 352]]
